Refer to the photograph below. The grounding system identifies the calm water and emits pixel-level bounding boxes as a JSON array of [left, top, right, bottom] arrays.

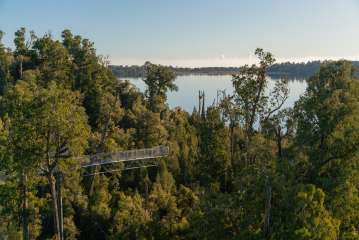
[[122, 75, 307, 112]]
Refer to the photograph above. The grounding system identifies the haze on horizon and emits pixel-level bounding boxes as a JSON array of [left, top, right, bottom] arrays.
[[1, 0, 359, 67]]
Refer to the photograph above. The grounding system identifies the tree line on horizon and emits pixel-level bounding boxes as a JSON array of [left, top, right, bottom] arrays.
[[110, 60, 359, 79], [0, 28, 358, 239]]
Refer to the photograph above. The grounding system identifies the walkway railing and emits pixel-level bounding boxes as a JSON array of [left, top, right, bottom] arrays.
[[81, 145, 169, 168]]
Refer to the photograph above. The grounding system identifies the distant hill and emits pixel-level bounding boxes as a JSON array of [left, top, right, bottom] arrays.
[[110, 60, 359, 79]]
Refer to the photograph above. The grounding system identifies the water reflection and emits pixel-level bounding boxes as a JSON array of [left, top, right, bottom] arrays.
[[121, 75, 307, 112]]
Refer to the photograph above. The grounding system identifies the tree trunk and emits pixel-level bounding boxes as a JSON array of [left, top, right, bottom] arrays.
[[198, 91, 201, 114], [201, 92, 205, 119], [248, 70, 266, 137], [229, 123, 235, 191], [19, 56, 23, 79], [263, 177, 272, 239], [21, 171, 29, 240], [55, 172, 64, 240], [48, 173, 60, 240], [230, 123, 234, 167], [276, 128, 283, 160], [277, 137, 282, 159]]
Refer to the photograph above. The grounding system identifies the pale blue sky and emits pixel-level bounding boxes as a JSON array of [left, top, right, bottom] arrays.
[[1, 0, 359, 66]]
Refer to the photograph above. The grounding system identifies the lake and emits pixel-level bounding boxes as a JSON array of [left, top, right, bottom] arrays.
[[122, 75, 308, 112]]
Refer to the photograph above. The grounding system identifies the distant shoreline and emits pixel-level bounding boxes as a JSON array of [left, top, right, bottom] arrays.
[[112, 60, 359, 79]]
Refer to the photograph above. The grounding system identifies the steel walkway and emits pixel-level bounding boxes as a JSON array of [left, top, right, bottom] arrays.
[[80, 145, 169, 168]]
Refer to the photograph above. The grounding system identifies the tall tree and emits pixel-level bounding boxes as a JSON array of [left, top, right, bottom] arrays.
[[197, 106, 230, 191], [34, 82, 90, 239], [232, 48, 288, 167], [0, 31, 14, 95], [294, 60, 359, 236], [294, 60, 359, 183], [0, 78, 43, 240], [143, 62, 177, 113], [61, 29, 117, 127]]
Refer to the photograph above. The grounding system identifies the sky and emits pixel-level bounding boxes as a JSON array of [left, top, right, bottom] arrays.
[[1, 0, 359, 67]]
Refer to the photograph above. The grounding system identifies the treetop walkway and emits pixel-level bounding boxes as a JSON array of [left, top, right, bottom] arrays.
[[80, 145, 169, 168]]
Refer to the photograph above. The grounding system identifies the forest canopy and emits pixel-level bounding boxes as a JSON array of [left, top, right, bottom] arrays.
[[0, 29, 358, 240]]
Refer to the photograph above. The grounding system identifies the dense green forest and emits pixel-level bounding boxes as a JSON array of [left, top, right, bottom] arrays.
[[0, 29, 359, 240], [111, 61, 359, 79]]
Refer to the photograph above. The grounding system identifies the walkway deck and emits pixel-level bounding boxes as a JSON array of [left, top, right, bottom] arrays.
[[81, 145, 169, 168]]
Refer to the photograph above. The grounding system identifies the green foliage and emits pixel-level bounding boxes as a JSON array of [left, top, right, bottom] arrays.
[[189, 192, 245, 240], [292, 185, 340, 240], [0, 30, 358, 240], [143, 62, 178, 113], [166, 108, 199, 183], [110, 192, 151, 239], [295, 61, 359, 183], [232, 48, 288, 137], [197, 106, 231, 190], [0, 32, 14, 95]]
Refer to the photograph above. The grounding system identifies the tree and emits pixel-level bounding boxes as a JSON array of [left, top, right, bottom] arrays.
[[189, 192, 245, 240], [128, 96, 168, 148], [61, 29, 117, 127], [32, 33, 72, 87], [292, 185, 340, 240], [229, 49, 289, 239], [85, 92, 124, 198], [110, 192, 151, 239], [0, 117, 24, 239], [0, 31, 14, 95], [232, 48, 288, 167], [143, 62, 178, 113], [12, 28, 36, 81], [4, 28, 359, 240], [197, 106, 231, 191], [95, 92, 124, 152], [293, 60, 359, 238], [261, 108, 294, 160], [34, 82, 90, 239], [0, 78, 43, 240], [165, 108, 199, 184], [294, 61, 359, 184], [232, 48, 288, 139], [148, 165, 192, 239], [219, 92, 240, 170]]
